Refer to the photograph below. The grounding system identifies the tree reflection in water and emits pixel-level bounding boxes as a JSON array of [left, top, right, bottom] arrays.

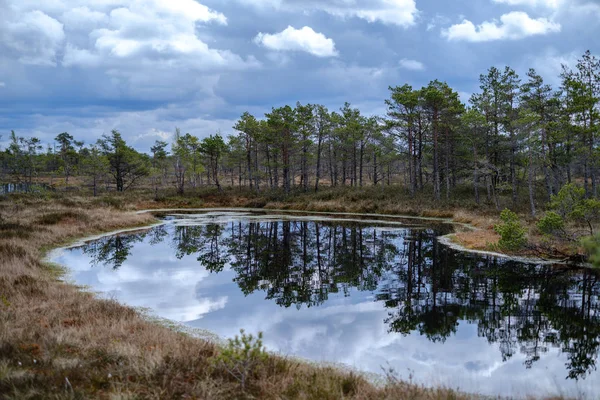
[[82, 218, 600, 380]]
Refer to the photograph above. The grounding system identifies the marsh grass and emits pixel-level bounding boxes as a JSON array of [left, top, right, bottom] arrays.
[[37, 211, 90, 226], [0, 190, 577, 399], [0, 222, 33, 240]]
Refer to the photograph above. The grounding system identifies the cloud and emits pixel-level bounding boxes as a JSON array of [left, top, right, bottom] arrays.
[[61, 1, 254, 72], [0, 0, 257, 74], [255, 26, 338, 57], [239, 0, 419, 27], [492, 0, 600, 16], [0, 10, 65, 66], [1, 0, 599, 152], [427, 14, 450, 31], [442, 12, 561, 42], [492, 0, 563, 9], [1, 100, 239, 151], [0, 82, 5, 88], [322, 0, 419, 27], [525, 48, 580, 86], [399, 58, 425, 71], [61, 6, 109, 31]]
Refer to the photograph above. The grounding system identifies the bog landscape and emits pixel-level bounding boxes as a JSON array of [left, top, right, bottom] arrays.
[[1, 1, 600, 399]]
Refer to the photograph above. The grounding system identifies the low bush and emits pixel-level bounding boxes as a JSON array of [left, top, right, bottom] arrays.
[[582, 234, 600, 268], [494, 209, 527, 251], [213, 329, 267, 391], [537, 211, 566, 237]]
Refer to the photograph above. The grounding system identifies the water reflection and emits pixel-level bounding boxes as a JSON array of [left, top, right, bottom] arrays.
[[56, 214, 600, 396]]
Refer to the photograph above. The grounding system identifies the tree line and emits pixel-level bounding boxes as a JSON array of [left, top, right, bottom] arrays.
[[1, 50, 599, 215]]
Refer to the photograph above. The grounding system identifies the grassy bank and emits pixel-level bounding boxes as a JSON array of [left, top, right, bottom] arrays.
[[0, 192, 483, 399]]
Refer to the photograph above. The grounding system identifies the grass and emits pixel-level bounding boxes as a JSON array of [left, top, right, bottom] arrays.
[[452, 230, 501, 251], [37, 211, 90, 226], [0, 187, 584, 399]]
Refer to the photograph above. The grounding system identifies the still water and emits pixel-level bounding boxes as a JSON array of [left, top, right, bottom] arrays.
[[50, 211, 600, 398]]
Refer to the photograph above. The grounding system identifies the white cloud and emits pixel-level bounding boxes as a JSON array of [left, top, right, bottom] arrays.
[[492, 0, 600, 16], [427, 14, 450, 31], [492, 0, 563, 9], [148, 0, 227, 24], [0, 10, 65, 66], [61, 6, 109, 31], [323, 0, 418, 27], [442, 12, 561, 42], [525, 48, 580, 86], [61, 1, 249, 72], [240, 0, 419, 27], [4, 100, 239, 151], [255, 26, 338, 57], [0, 0, 257, 73], [399, 58, 425, 70], [0, 82, 5, 88]]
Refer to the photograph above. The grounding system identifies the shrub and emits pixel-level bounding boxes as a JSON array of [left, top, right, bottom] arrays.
[[550, 183, 586, 218], [548, 184, 600, 236], [92, 196, 124, 209], [537, 211, 566, 237], [576, 198, 600, 235], [494, 209, 527, 251], [582, 234, 600, 268], [213, 329, 267, 390]]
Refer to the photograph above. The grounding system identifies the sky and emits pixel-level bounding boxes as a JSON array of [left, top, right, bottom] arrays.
[[0, 0, 599, 152]]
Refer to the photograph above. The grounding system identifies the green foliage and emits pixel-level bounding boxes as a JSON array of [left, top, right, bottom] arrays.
[[537, 211, 565, 237], [575, 199, 600, 235], [550, 183, 585, 218], [213, 329, 267, 390], [494, 209, 527, 251], [548, 183, 600, 235], [582, 234, 600, 268], [99, 130, 149, 192]]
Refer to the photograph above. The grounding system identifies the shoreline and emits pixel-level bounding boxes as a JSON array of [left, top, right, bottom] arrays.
[[46, 207, 582, 284], [142, 207, 576, 265]]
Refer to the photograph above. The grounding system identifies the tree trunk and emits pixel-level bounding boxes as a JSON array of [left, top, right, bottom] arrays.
[[445, 127, 450, 201], [315, 133, 323, 191], [433, 108, 440, 201], [528, 148, 536, 217], [246, 137, 253, 190], [359, 142, 364, 187], [510, 129, 517, 206], [473, 145, 480, 205]]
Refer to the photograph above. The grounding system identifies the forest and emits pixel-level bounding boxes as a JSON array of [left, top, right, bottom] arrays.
[[2, 50, 600, 257]]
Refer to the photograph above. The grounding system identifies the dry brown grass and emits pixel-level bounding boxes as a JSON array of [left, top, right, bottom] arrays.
[[452, 230, 501, 251], [452, 210, 497, 230]]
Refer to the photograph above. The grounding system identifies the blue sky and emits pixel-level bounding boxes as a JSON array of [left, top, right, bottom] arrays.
[[0, 0, 599, 151]]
